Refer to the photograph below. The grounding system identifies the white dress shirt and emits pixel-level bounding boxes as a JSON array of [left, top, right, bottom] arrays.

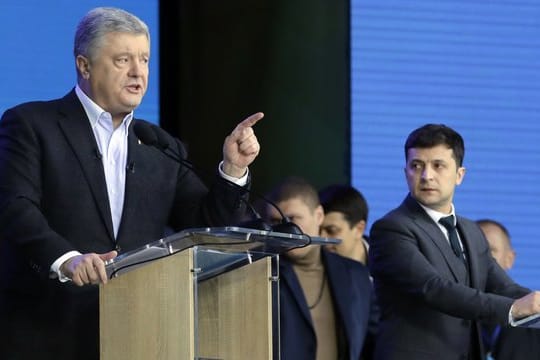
[[419, 203, 464, 252]]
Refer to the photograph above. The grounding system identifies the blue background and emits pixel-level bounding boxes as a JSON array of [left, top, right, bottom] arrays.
[[351, 1, 540, 289], [2, 1, 538, 291], [0, 1, 159, 123]]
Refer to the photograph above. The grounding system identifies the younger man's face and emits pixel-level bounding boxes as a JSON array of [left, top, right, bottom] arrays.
[[321, 211, 363, 258], [405, 144, 465, 214]]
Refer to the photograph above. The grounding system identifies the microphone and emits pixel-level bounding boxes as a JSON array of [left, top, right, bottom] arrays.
[[236, 203, 273, 232], [132, 121, 303, 235], [126, 161, 135, 174], [133, 123, 159, 147]]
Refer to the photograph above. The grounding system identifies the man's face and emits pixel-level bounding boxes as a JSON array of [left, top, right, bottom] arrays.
[[320, 211, 363, 258], [405, 144, 465, 214], [480, 223, 515, 270], [267, 197, 323, 260], [78, 32, 149, 122]]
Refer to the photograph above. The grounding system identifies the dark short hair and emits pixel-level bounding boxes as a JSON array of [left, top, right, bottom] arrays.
[[405, 124, 465, 167], [265, 176, 320, 211], [319, 184, 368, 226]]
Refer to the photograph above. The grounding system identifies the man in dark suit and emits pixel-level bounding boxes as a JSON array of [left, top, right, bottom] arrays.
[[319, 184, 380, 360], [0, 7, 262, 360], [477, 219, 540, 360], [368, 124, 540, 360], [264, 177, 373, 360]]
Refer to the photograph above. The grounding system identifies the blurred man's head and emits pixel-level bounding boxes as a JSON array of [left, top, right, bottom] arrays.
[[319, 185, 368, 261], [477, 219, 515, 270], [264, 177, 324, 261]]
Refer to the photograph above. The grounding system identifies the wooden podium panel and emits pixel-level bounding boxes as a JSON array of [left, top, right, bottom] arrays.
[[100, 248, 274, 360], [100, 249, 194, 360], [197, 256, 273, 359]]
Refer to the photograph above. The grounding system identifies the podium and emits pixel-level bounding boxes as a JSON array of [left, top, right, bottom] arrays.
[[99, 227, 327, 360]]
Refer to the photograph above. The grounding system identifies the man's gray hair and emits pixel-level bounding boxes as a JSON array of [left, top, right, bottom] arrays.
[[74, 7, 149, 60]]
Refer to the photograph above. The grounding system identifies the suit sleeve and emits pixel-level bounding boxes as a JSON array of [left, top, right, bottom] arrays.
[[165, 135, 249, 231], [0, 107, 76, 277]]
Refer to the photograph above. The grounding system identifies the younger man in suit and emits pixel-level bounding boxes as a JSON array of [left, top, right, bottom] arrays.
[[318, 184, 379, 359], [264, 177, 373, 360], [368, 124, 540, 360]]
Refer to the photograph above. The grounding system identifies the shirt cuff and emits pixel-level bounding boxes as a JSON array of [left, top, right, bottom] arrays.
[[509, 304, 518, 326], [218, 161, 249, 186], [50, 250, 82, 282]]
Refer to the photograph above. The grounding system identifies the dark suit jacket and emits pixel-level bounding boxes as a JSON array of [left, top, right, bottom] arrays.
[[368, 194, 530, 360], [279, 249, 373, 360], [0, 90, 248, 360]]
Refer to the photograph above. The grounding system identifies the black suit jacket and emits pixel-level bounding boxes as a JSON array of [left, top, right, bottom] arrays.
[[279, 249, 373, 360], [368, 194, 530, 360], [0, 90, 248, 360]]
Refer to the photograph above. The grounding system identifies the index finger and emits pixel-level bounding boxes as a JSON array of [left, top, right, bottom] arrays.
[[237, 112, 264, 129]]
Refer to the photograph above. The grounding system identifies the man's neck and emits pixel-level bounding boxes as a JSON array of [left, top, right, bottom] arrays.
[[292, 246, 323, 268], [350, 239, 368, 264]]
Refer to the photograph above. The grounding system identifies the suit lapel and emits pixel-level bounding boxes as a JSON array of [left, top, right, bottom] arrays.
[[405, 196, 468, 283], [323, 251, 354, 348], [456, 219, 480, 287], [280, 259, 314, 327], [56, 90, 115, 242]]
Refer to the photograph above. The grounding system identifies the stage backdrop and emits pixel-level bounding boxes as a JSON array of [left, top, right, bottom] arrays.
[[351, 1, 540, 289], [0, 1, 159, 123]]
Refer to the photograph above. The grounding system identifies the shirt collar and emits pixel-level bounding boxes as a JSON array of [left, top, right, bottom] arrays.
[[418, 201, 457, 226], [75, 85, 133, 130]]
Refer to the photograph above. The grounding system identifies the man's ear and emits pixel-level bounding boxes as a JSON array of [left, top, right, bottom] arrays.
[[353, 220, 366, 240], [76, 55, 91, 79], [314, 205, 325, 226], [505, 249, 516, 270], [456, 166, 466, 186]]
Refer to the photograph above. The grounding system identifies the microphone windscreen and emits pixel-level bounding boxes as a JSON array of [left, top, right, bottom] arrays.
[[151, 125, 171, 150], [133, 122, 158, 146]]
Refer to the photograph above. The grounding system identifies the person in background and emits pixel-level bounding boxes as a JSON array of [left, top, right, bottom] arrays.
[[477, 219, 540, 360], [0, 7, 262, 360], [319, 184, 379, 359], [319, 184, 369, 265], [264, 177, 372, 360], [368, 124, 539, 360]]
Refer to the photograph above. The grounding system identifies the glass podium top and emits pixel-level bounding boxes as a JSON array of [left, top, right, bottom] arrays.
[[105, 226, 339, 279]]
